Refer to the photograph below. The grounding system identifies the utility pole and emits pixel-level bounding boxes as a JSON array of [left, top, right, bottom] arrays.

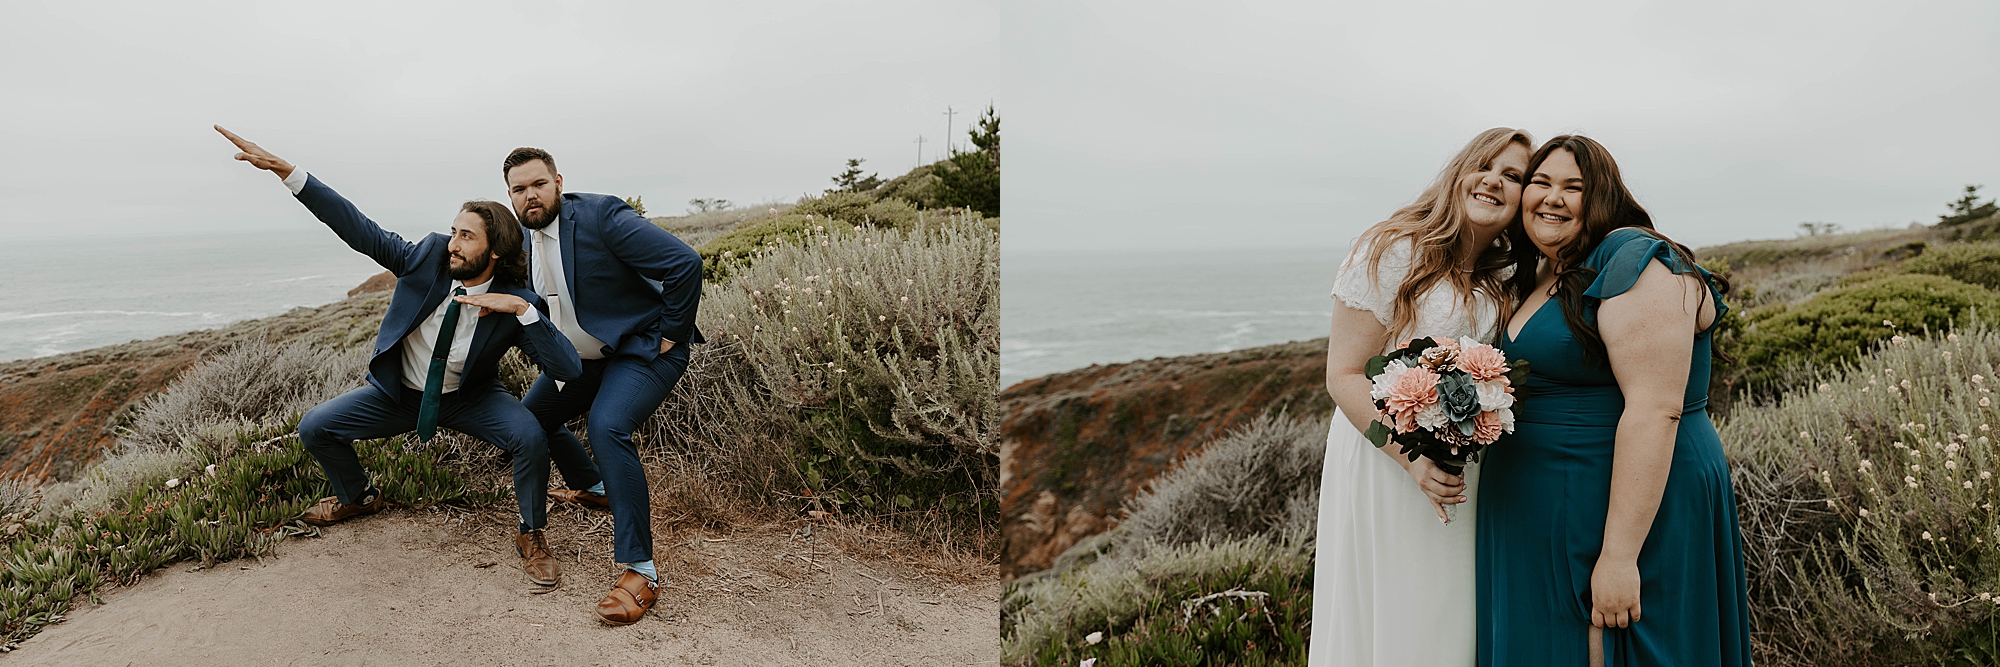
[[943, 106, 959, 153], [914, 135, 927, 168]]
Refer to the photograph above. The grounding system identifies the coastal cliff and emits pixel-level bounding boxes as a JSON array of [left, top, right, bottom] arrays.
[[997, 338, 1330, 578], [0, 279, 393, 482]]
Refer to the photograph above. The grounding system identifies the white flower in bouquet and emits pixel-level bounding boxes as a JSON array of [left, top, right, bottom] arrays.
[[1415, 402, 1449, 431], [1370, 359, 1412, 402], [1475, 379, 1514, 411]]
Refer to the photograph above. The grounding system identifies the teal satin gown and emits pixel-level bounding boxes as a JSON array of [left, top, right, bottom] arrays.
[[1476, 228, 1753, 666]]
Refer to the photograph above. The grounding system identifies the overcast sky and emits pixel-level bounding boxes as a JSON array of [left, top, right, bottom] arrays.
[[2, 0, 997, 241], [1002, 0, 2000, 253]]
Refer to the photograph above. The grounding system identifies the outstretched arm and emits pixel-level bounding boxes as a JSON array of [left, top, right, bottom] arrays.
[[215, 125, 421, 275], [454, 293, 582, 381]]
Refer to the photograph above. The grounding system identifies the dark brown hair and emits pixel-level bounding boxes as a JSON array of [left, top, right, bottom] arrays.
[[1505, 135, 1729, 366], [502, 147, 557, 180], [460, 200, 529, 288]]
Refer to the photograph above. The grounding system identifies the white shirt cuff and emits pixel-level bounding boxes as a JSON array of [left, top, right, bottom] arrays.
[[515, 308, 541, 326], [282, 168, 309, 195]]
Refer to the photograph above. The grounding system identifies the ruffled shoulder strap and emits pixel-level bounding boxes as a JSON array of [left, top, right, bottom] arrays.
[[1581, 227, 1729, 322], [1331, 234, 1413, 328]]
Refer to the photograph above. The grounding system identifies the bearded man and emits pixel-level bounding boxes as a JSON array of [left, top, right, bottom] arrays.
[[217, 127, 583, 587], [501, 147, 704, 625]]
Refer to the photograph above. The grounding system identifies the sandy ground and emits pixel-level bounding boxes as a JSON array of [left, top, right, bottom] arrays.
[[3, 505, 999, 666]]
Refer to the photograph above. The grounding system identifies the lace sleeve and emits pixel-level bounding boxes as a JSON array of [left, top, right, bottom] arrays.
[[1330, 236, 1412, 328]]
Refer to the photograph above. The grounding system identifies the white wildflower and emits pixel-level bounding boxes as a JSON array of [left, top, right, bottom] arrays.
[[166, 478, 181, 489], [1086, 631, 1103, 645]]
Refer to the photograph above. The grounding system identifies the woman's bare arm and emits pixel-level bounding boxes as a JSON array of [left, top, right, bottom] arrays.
[[1325, 301, 1465, 517], [1590, 259, 1708, 629]]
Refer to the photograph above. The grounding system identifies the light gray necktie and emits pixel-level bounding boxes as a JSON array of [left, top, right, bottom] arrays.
[[536, 231, 569, 391]]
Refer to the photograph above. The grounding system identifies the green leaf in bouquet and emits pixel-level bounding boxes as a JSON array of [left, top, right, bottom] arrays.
[[1504, 358, 1531, 387], [1404, 336, 1438, 358], [1365, 354, 1390, 379], [1364, 420, 1391, 448]]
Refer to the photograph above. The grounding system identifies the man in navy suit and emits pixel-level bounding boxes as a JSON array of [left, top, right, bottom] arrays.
[[217, 127, 584, 587], [501, 147, 703, 624]]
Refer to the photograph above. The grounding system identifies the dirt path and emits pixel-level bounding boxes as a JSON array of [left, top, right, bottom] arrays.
[[4, 506, 999, 666]]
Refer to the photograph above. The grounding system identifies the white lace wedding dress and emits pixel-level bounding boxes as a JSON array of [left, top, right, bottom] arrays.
[[1307, 237, 1504, 667]]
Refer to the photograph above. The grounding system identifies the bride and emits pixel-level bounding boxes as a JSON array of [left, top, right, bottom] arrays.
[[1309, 127, 1532, 666]]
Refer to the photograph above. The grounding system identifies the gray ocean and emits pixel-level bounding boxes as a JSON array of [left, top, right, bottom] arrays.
[[1000, 246, 1348, 389], [0, 230, 385, 362]]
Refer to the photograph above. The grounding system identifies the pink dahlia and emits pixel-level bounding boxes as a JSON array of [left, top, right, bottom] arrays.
[[1383, 366, 1441, 432], [1458, 343, 1509, 381], [1473, 410, 1505, 445]]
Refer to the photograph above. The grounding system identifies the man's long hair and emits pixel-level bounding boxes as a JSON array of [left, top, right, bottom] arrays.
[[1350, 127, 1532, 341], [461, 200, 530, 287]]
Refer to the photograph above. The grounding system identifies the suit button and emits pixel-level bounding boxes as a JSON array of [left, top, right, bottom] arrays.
[[600, 345, 613, 356]]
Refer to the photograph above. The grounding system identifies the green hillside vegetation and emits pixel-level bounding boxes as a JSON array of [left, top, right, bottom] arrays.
[[0, 121, 1002, 647], [1005, 185, 2000, 666]]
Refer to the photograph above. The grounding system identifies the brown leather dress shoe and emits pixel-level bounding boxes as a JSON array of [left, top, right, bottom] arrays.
[[299, 490, 384, 526], [515, 530, 561, 586], [549, 488, 611, 511], [595, 570, 658, 625]]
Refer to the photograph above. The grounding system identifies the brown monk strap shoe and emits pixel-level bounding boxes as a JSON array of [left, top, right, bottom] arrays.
[[299, 490, 384, 526], [595, 570, 658, 625], [515, 529, 561, 586], [549, 488, 610, 511]]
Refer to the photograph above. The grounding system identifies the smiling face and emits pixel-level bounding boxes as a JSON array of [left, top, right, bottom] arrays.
[[1459, 142, 1531, 236], [447, 211, 496, 283], [1522, 148, 1586, 258], [505, 159, 564, 230]]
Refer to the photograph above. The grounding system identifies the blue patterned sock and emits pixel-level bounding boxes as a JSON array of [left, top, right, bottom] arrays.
[[586, 481, 606, 495], [625, 560, 657, 582]]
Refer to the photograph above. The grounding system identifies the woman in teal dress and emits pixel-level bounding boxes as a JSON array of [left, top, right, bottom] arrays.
[[1476, 135, 1752, 666]]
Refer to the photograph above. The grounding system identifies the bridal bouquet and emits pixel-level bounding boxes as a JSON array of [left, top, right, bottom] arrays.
[[1364, 335, 1529, 477]]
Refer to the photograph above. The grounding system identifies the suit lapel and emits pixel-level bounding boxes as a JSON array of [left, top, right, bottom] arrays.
[[413, 255, 452, 340], [560, 200, 579, 300], [466, 305, 502, 373]]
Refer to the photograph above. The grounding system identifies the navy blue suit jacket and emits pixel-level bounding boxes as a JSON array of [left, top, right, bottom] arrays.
[[523, 192, 704, 360], [294, 175, 583, 401]]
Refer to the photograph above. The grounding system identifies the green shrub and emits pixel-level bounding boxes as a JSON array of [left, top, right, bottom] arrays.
[[654, 213, 998, 523], [1004, 536, 1312, 667], [873, 164, 941, 208], [1727, 274, 1998, 393], [1720, 321, 2000, 665], [1906, 243, 2000, 291], [695, 213, 843, 283], [4, 419, 479, 645], [1002, 416, 1325, 666], [791, 190, 923, 230]]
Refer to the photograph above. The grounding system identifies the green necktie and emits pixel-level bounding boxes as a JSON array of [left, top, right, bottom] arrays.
[[416, 287, 466, 442]]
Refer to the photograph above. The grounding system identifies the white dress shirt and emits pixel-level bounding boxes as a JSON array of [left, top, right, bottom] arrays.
[[285, 169, 542, 393], [529, 219, 610, 360]]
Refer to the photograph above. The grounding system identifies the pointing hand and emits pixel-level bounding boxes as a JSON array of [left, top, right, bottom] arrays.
[[214, 125, 295, 180]]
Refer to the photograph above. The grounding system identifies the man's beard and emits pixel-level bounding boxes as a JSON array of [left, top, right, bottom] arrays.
[[519, 196, 562, 230], [448, 251, 492, 280]]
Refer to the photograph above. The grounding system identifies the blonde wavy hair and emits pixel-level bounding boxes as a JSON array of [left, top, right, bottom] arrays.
[[1352, 127, 1533, 340]]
